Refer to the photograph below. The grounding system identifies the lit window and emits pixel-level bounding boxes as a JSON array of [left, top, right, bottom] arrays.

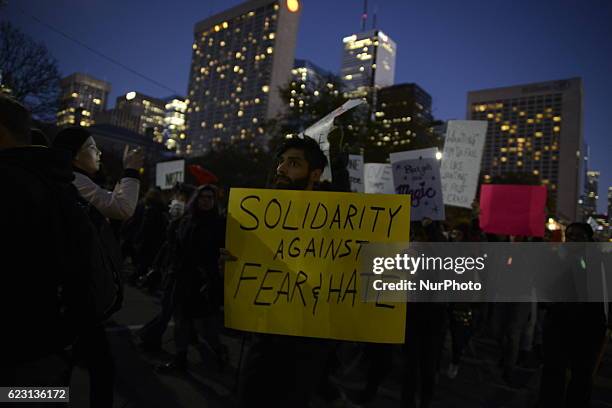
[[553, 116, 561, 122], [262, 85, 269, 93], [267, 47, 273, 54], [501, 124, 510, 131], [237, 110, 244, 117], [533, 170, 539, 175]]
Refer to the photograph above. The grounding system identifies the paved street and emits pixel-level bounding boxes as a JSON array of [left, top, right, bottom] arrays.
[[68, 279, 612, 408]]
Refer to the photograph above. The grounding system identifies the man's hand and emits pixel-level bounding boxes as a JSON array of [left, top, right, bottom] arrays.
[[218, 248, 237, 274], [123, 145, 144, 170]]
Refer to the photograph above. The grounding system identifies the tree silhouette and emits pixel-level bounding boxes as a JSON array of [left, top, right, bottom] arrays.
[[0, 22, 61, 121]]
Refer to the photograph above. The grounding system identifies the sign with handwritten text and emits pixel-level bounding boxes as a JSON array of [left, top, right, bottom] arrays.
[[225, 188, 409, 343], [440, 120, 487, 208], [155, 160, 185, 190], [348, 154, 364, 193], [392, 156, 444, 221], [364, 163, 395, 194]]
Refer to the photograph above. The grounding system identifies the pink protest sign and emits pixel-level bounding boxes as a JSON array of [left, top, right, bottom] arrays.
[[479, 184, 547, 237]]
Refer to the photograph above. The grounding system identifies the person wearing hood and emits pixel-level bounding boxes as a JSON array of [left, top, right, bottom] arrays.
[[52, 126, 143, 220], [157, 184, 227, 372], [0, 95, 91, 387]]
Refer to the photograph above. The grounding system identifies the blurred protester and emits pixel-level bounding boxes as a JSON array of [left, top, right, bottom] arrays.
[[137, 183, 195, 351], [538, 223, 608, 408], [446, 224, 474, 380], [0, 95, 91, 392], [401, 220, 448, 408], [131, 188, 168, 288], [157, 185, 226, 372]]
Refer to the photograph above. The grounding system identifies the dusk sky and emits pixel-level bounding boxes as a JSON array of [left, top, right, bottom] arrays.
[[4, 0, 612, 211]]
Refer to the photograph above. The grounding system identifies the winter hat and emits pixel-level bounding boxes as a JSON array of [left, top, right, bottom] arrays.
[[52, 126, 91, 158]]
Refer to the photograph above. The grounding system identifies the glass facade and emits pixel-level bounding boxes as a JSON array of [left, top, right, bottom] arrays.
[[163, 96, 188, 155], [340, 29, 396, 98], [57, 73, 110, 127], [468, 78, 583, 221], [186, 0, 300, 154], [373, 83, 434, 147]]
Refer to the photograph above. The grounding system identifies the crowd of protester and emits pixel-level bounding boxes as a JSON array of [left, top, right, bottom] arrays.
[[1, 92, 610, 408]]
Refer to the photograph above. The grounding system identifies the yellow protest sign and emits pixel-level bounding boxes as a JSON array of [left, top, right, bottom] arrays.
[[225, 188, 410, 343]]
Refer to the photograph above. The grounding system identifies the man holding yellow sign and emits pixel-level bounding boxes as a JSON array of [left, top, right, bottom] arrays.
[[221, 136, 409, 407]]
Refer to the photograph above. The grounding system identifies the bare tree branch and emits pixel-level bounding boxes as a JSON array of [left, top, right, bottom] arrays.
[[0, 21, 60, 121]]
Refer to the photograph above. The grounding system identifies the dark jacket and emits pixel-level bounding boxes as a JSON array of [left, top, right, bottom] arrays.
[[168, 188, 225, 317], [0, 147, 93, 364]]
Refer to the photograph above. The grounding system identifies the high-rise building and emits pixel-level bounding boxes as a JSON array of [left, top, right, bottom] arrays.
[[162, 96, 189, 155], [186, 0, 301, 153], [583, 170, 600, 217], [608, 186, 612, 224], [468, 78, 583, 222], [340, 29, 396, 98], [373, 83, 434, 148], [291, 59, 337, 101], [97, 91, 166, 143], [57, 73, 111, 127], [284, 58, 339, 130]]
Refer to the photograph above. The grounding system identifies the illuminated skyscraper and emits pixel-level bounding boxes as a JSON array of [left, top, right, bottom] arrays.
[[608, 186, 612, 224], [162, 96, 188, 155], [468, 78, 583, 222], [97, 91, 165, 143], [373, 83, 434, 148], [186, 0, 301, 153], [57, 73, 110, 127], [583, 170, 600, 217], [340, 29, 396, 98]]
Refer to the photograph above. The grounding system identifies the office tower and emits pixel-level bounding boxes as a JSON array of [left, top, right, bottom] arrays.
[[97, 91, 165, 142], [162, 96, 189, 155], [583, 170, 600, 217], [57, 73, 111, 127], [468, 78, 583, 222], [284, 58, 339, 130], [340, 29, 396, 98], [608, 186, 612, 224], [373, 83, 434, 148], [186, 0, 301, 153]]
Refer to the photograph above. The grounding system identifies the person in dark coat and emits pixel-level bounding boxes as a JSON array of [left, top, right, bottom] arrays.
[[538, 223, 609, 408], [132, 188, 168, 287], [0, 94, 92, 389], [157, 184, 226, 372]]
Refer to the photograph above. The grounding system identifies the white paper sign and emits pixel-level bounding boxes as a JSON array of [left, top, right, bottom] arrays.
[[389, 147, 438, 163], [302, 99, 366, 182], [155, 160, 185, 190], [440, 120, 487, 208], [347, 154, 364, 192], [364, 163, 394, 194], [392, 156, 445, 221]]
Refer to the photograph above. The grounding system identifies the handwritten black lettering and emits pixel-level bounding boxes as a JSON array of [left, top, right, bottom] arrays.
[[239, 196, 260, 230]]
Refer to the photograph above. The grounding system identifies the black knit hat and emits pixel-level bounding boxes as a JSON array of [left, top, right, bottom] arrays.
[[52, 126, 91, 158]]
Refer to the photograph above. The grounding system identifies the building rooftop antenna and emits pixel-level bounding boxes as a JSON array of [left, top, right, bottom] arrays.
[[361, 0, 368, 31]]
